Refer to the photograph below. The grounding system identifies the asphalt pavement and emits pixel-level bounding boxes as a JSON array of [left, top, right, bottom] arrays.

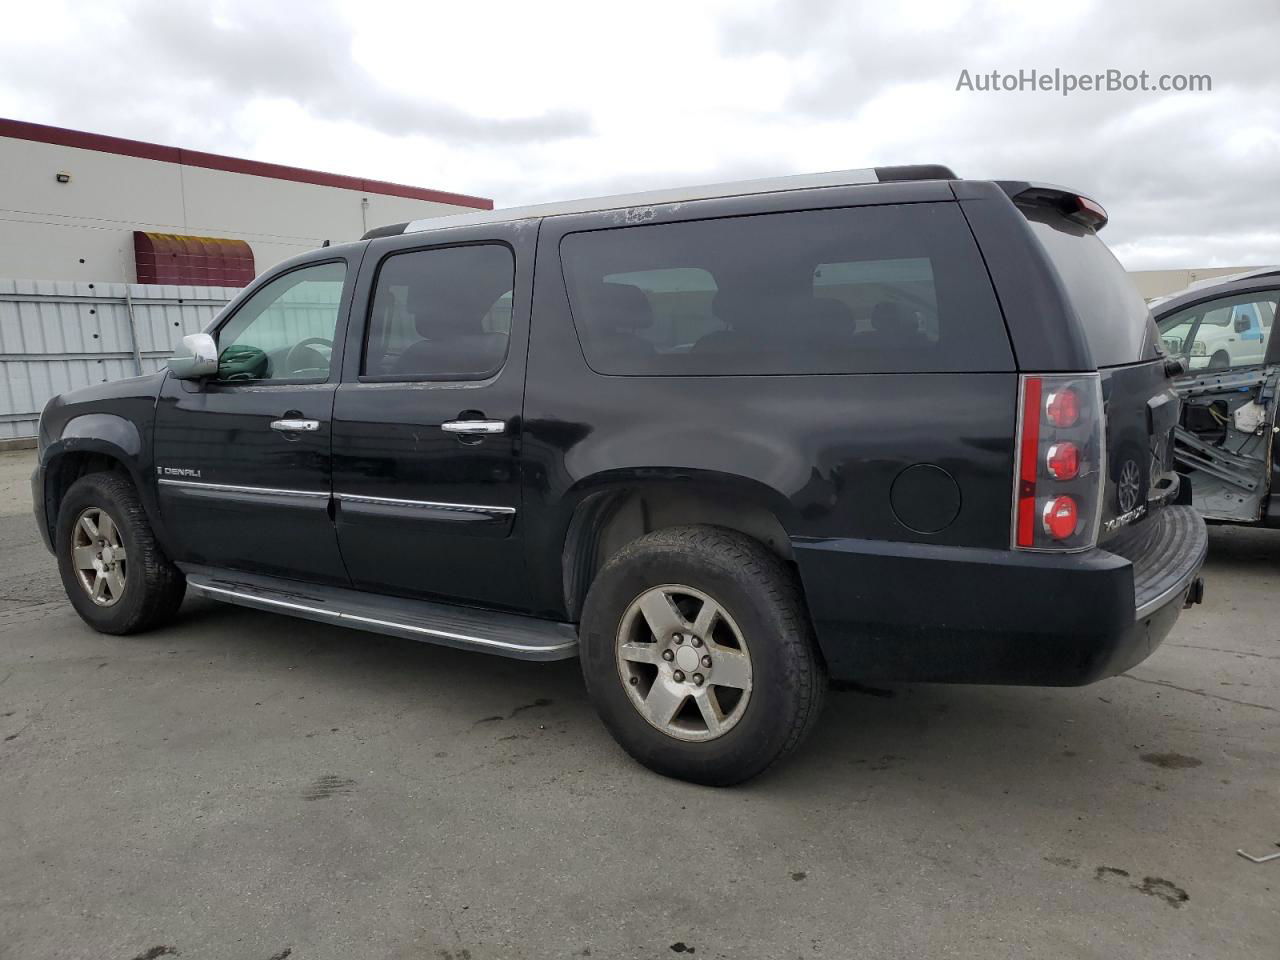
[[1, 449, 1276, 959]]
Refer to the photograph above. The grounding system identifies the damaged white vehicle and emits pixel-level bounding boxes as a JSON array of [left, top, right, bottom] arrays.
[[1155, 269, 1279, 525]]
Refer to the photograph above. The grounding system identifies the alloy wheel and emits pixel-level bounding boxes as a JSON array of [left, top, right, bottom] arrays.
[[615, 584, 753, 742], [71, 507, 128, 606], [1118, 459, 1142, 513]]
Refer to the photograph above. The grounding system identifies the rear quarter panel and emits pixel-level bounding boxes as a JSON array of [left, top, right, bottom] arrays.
[[522, 195, 1019, 618]]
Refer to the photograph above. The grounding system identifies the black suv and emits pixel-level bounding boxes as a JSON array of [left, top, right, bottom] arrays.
[[33, 166, 1207, 785]]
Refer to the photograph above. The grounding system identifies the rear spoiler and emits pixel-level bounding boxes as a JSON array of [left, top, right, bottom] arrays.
[[996, 181, 1109, 231]]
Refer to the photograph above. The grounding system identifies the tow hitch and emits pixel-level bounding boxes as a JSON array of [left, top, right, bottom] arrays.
[[1184, 577, 1205, 608]]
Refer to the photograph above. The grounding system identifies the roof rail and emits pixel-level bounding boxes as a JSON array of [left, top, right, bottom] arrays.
[[362, 164, 959, 240], [874, 164, 958, 182]]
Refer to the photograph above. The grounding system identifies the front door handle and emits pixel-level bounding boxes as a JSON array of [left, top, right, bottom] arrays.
[[270, 418, 320, 433], [441, 419, 506, 435]]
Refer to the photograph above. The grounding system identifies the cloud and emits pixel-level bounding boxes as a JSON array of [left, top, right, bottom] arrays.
[[130, 2, 593, 144], [0, 0, 1276, 268], [0, 0, 591, 148], [714, 0, 1280, 268]]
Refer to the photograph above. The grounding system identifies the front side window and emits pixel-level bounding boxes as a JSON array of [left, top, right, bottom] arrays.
[[558, 203, 1010, 376], [1157, 292, 1278, 370], [215, 261, 347, 382], [363, 244, 514, 380]]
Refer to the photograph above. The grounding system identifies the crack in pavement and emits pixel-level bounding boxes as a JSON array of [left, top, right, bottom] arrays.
[[1120, 673, 1276, 712], [1168, 642, 1280, 661]]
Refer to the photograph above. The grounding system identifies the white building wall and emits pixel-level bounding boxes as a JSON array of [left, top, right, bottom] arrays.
[[1127, 267, 1276, 301], [0, 134, 483, 283]]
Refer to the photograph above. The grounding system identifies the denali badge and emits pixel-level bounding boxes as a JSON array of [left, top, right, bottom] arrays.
[[158, 466, 203, 478]]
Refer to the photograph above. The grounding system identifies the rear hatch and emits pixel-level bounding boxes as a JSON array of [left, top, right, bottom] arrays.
[[1017, 200, 1181, 544]]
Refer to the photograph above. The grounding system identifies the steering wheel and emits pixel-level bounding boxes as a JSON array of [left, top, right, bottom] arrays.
[[283, 337, 333, 376]]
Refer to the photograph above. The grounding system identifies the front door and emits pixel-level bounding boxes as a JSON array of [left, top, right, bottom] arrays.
[[153, 256, 357, 584], [331, 228, 532, 610]]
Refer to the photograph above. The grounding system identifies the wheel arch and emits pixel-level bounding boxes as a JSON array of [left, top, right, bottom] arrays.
[[39, 414, 155, 551], [558, 470, 800, 621]]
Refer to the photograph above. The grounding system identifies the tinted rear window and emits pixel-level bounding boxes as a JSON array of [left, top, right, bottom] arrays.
[[559, 203, 1012, 375], [1021, 206, 1159, 367], [362, 244, 513, 380]]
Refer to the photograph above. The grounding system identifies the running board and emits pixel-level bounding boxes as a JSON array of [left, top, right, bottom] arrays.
[[180, 566, 578, 661]]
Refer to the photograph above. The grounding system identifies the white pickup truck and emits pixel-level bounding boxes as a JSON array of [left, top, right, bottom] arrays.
[[1158, 296, 1273, 369]]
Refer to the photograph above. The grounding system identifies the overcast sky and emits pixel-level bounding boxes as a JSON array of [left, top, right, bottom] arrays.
[[2, 0, 1277, 269]]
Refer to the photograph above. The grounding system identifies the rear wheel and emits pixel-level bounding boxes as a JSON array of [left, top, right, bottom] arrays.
[[55, 472, 186, 634], [580, 526, 826, 786]]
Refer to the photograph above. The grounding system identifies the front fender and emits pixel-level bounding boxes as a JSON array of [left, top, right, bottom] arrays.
[[36, 415, 167, 556], [56, 412, 143, 458]]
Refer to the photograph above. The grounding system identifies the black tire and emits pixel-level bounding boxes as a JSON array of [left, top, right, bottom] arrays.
[[579, 525, 826, 786], [55, 471, 186, 635], [1208, 351, 1230, 370]]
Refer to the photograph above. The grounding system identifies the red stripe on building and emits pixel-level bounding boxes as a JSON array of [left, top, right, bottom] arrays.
[[0, 117, 493, 210]]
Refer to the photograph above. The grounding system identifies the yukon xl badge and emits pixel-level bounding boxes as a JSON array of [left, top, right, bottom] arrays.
[[158, 466, 202, 478], [1103, 504, 1146, 533], [1102, 458, 1146, 533]]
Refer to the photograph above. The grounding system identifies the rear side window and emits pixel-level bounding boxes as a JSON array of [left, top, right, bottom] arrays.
[[1020, 206, 1159, 368], [559, 203, 1012, 375], [363, 244, 513, 380]]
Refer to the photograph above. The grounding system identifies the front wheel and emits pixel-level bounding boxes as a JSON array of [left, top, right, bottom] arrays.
[[55, 472, 186, 635], [579, 526, 826, 786]]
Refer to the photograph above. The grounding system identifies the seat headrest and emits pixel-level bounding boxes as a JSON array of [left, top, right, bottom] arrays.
[[407, 281, 480, 339], [713, 288, 775, 335], [871, 300, 910, 333], [595, 283, 653, 331], [807, 297, 856, 328]]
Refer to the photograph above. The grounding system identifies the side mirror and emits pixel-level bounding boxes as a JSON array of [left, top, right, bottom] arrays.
[[168, 333, 218, 380], [1234, 317, 1251, 333]]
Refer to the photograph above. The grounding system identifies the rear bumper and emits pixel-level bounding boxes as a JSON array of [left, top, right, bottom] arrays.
[[794, 505, 1207, 686]]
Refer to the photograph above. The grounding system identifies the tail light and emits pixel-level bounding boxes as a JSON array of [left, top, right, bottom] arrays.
[[1012, 373, 1104, 551], [1045, 388, 1080, 428], [1045, 442, 1079, 480]]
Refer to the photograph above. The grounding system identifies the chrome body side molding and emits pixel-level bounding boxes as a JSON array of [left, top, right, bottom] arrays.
[[157, 479, 516, 518], [157, 478, 329, 500], [334, 492, 516, 515]]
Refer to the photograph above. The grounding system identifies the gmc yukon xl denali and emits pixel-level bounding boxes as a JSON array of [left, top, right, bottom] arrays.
[[33, 166, 1208, 785]]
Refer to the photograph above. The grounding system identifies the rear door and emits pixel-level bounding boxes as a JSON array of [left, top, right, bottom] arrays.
[[330, 223, 533, 610], [1018, 204, 1181, 541], [1157, 289, 1279, 522]]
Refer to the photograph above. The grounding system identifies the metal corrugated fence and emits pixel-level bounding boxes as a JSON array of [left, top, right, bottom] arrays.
[[0, 279, 236, 440]]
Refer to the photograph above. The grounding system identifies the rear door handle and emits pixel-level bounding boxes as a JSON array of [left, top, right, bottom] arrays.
[[441, 419, 506, 435], [270, 419, 320, 433]]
